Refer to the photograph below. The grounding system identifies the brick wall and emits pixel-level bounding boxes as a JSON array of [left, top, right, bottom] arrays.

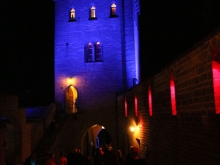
[[30, 121, 44, 152], [0, 94, 19, 164], [0, 125, 6, 165], [21, 124, 31, 163], [117, 30, 220, 164], [0, 94, 57, 164]]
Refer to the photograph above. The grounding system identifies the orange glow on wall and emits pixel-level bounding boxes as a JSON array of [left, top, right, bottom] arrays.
[[212, 61, 220, 114], [170, 74, 177, 115], [124, 97, 128, 117], [134, 96, 138, 116], [148, 86, 153, 116]]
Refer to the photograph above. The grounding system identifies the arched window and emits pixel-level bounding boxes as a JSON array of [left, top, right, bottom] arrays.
[[95, 42, 102, 61], [110, 3, 118, 17], [89, 6, 97, 20], [85, 42, 103, 62], [85, 42, 93, 62], [69, 8, 76, 22]]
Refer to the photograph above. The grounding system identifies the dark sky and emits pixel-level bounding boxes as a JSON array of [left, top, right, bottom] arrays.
[[1, 0, 220, 107], [139, 0, 220, 79], [0, 0, 54, 106]]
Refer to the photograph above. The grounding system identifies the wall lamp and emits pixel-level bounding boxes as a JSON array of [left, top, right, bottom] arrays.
[[67, 77, 76, 86], [130, 127, 135, 133]]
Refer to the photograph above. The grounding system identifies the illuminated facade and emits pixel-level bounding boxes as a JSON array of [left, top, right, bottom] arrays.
[[54, 0, 140, 114], [54, 0, 140, 154]]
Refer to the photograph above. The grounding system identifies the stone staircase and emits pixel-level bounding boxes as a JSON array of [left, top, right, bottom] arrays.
[[33, 113, 69, 163]]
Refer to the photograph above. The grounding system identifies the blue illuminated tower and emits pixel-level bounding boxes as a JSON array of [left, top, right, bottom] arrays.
[[54, 0, 140, 148]]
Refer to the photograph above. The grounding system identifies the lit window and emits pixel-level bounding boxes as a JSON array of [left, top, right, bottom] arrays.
[[110, 3, 118, 18], [69, 8, 76, 22], [95, 42, 102, 61], [89, 6, 97, 20], [85, 43, 93, 62]]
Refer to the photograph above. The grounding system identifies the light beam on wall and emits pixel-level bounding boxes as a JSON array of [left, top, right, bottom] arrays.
[[148, 86, 153, 116], [212, 61, 220, 114], [170, 74, 177, 115], [124, 97, 128, 117], [134, 96, 138, 116]]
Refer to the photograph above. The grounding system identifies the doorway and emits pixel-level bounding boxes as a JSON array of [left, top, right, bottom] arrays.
[[65, 85, 78, 114], [82, 124, 112, 157]]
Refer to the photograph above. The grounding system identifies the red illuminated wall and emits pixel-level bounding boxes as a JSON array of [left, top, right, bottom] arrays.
[[148, 86, 152, 116], [117, 30, 220, 164], [134, 96, 138, 116], [212, 61, 220, 114], [170, 74, 177, 115], [124, 97, 128, 117]]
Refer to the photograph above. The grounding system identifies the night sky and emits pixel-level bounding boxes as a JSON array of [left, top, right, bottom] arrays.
[[1, 0, 220, 107]]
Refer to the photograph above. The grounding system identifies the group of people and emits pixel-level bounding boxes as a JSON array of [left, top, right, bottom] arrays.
[[23, 145, 148, 165], [92, 145, 148, 165], [24, 151, 67, 165]]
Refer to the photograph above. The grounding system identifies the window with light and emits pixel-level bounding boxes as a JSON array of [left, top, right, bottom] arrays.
[[69, 8, 76, 22], [89, 6, 97, 20], [110, 3, 118, 17]]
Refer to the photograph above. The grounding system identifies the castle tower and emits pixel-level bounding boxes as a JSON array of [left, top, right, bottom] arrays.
[[54, 0, 140, 151]]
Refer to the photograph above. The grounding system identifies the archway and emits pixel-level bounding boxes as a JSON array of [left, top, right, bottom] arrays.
[[81, 124, 112, 157], [65, 86, 78, 114], [97, 129, 112, 148]]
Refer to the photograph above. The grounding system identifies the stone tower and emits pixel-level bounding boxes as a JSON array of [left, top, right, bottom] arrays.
[[54, 0, 140, 152]]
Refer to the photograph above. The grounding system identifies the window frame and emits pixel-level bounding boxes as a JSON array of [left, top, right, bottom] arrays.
[[68, 7, 77, 22], [95, 42, 102, 62], [85, 42, 93, 62], [85, 42, 103, 63], [89, 5, 97, 20], [110, 3, 118, 18]]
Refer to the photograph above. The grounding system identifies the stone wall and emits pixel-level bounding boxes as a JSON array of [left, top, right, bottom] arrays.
[[0, 94, 56, 165], [117, 30, 220, 164]]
